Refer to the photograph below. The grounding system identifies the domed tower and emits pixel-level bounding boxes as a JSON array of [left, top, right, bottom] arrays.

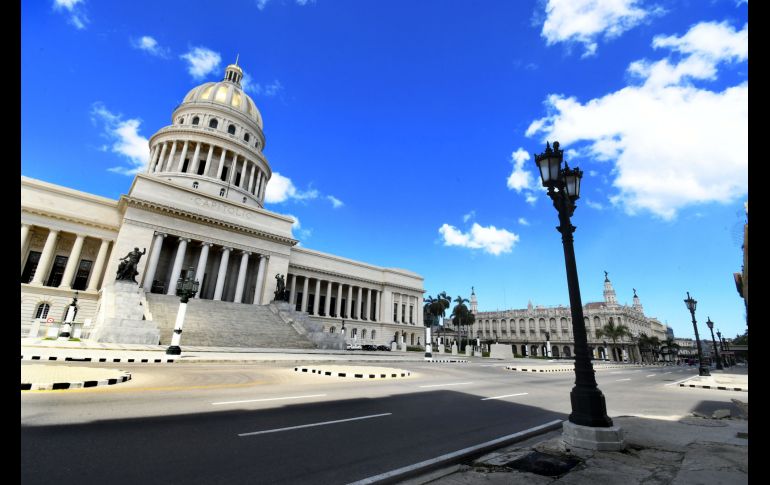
[[603, 271, 618, 306], [632, 288, 644, 313], [470, 286, 477, 315], [145, 61, 271, 207]]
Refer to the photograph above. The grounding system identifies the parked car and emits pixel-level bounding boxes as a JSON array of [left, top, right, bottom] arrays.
[[346, 343, 362, 351], [376, 345, 391, 351], [361, 344, 377, 351]]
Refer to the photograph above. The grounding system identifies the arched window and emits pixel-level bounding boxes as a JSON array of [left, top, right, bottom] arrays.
[[34, 303, 50, 319], [178, 117, 184, 124], [228, 124, 236, 135], [362, 329, 367, 340], [329, 326, 336, 334], [209, 118, 219, 129], [220, 188, 226, 196], [242, 197, 247, 203], [192, 182, 198, 189], [351, 328, 358, 338], [192, 116, 200, 125], [244, 133, 250, 142], [371, 330, 376, 340]]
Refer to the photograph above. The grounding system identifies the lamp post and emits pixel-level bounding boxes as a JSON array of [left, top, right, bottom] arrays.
[[544, 331, 551, 358], [534, 141, 617, 440], [705, 317, 723, 370], [683, 292, 710, 376], [166, 267, 200, 355], [57, 291, 78, 340], [717, 331, 730, 367]]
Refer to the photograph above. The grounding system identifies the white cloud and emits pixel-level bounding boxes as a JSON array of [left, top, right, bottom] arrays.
[[438, 223, 519, 256], [180, 47, 221, 80], [257, 0, 315, 9], [326, 195, 344, 208], [589, 170, 599, 177], [585, 199, 604, 210], [541, 0, 659, 57], [132, 36, 169, 58], [463, 210, 476, 223], [507, 147, 541, 204], [518, 217, 530, 226], [285, 214, 312, 240], [264, 172, 319, 204], [242, 73, 283, 97], [53, 0, 88, 29], [527, 21, 748, 220], [91, 103, 149, 175]]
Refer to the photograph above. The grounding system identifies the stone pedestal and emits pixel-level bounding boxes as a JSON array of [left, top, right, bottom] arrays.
[[391, 342, 398, 351], [399, 342, 407, 352], [562, 420, 625, 451], [451, 343, 458, 355], [90, 281, 160, 345], [465, 346, 472, 356], [437, 344, 444, 354]]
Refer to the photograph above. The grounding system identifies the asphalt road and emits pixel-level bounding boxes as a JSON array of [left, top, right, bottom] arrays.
[[21, 361, 743, 484]]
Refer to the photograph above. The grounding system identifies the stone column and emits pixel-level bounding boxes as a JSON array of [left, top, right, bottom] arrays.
[[216, 148, 227, 180], [142, 232, 167, 291], [233, 251, 251, 303], [258, 176, 266, 200], [59, 233, 86, 289], [252, 255, 267, 304], [229, 154, 239, 185], [346, 285, 353, 319], [375, 290, 381, 322], [190, 142, 201, 174], [356, 286, 363, 320], [29, 229, 59, 286], [324, 280, 333, 316], [313, 278, 321, 315], [164, 141, 177, 172], [254, 171, 263, 196], [289, 274, 297, 308], [336, 283, 343, 318], [86, 239, 111, 291], [204, 145, 214, 176], [417, 296, 423, 326], [154, 143, 167, 172], [301, 277, 309, 312], [366, 288, 373, 321], [247, 163, 256, 193], [166, 238, 191, 295], [21, 223, 32, 265], [193, 242, 212, 298], [213, 247, 231, 301], [176, 140, 189, 172], [147, 145, 159, 173]]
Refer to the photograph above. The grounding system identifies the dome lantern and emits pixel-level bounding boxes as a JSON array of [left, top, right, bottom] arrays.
[[224, 55, 243, 86]]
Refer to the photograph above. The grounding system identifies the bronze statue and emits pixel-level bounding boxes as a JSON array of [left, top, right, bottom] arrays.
[[274, 274, 289, 302], [116, 247, 146, 283], [604, 270, 609, 281]]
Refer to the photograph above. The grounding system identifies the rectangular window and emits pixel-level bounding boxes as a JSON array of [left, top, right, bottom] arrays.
[[235, 172, 241, 186], [351, 300, 357, 319], [220, 166, 229, 182], [330, 297, 337, 317], [319, 296, 326, 316], [21, 251, 41, 284], [181, 158, 190, 173], [72, 259, 93, 291], [393, 303, 398, 322], [402, 304, 406, 322], [197, 160, 206, 176], [341, 298, 347, 318], [308, 295, 315, 315], [46, 255, 68, 287], [295, 292, 303, 312], [409, 306, 414, 324]]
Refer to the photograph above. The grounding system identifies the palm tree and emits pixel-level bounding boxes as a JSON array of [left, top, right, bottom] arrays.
[[596, 319, 632, 362], [423, 291, 451, 355], [661, 337, 681, 363], [451, 295, 470, 350], [637, 333, 662, 363]]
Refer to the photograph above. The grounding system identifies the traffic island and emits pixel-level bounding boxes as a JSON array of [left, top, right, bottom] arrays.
[[294, 365, 411, 379], [21, 364, 132, 391]]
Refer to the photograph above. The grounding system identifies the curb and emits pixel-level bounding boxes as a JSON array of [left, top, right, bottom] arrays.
[[679, 383, 748, 392], [428, 359, 469, 363], [294, 367, 411, 379], [21, 372, 132, 391], [504, 364, 661, 373], [21, 355, 176, 363]]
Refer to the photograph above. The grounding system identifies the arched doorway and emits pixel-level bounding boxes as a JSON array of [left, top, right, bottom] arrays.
[[521, 344, 528, 356], [563, 346, 571, 357], [552, 346, 560, 358], [530, 345, 538, 356]]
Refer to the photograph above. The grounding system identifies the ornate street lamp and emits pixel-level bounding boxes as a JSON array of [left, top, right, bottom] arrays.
[[166, 268, 200, 355], [706, 317, 724, 370], [717, 330, 730, 367], [683, 292, 710, 376], [57, 291, 79, 340], [544, 331, 551, 358], [534, 141, 620, 449]]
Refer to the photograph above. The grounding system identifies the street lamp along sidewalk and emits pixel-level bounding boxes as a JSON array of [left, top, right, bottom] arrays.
[[683, 292, 711, 376], [533, 141, 624, 451], [166, 267, 200, 355]]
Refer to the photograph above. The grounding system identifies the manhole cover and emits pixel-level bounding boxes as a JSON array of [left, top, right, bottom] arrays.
[[505, 451, 581, 477]]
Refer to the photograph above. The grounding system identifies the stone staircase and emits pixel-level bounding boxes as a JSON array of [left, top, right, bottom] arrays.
[[144, 293, 316, 349], [268, 301, 345, 350]]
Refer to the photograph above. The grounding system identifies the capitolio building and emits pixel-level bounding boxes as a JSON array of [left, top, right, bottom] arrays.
[[21, 62, 425, 349]]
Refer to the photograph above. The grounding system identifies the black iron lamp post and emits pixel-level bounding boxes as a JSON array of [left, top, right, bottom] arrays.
[[706, 318, 724, 370], [166, 268, 200, 355], [683, 292, 710, 376], [534, 141, 613, 428], [717, 330, 730, 367]]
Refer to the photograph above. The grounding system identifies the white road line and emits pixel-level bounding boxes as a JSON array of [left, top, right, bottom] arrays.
[[646, 374, 656, 378], [238, 413, 392, 437], [615, 378, 632, 382], [664, 375, 699, 386], [418, 382, 474, 388], [212, 394, 327, 406], [481, 393, 529, 401], [609, 371, 623, 374], [664, 372, 672, 374]]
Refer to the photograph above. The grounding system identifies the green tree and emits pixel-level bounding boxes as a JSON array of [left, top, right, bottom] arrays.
[[597, 319, 632, 362], [450, 295, 470, 350], [423, 292, 451, 353], [661, 337, 681, 363]]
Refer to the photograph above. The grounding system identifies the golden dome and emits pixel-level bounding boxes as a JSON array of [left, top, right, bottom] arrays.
[[181, 64, 263, 129]]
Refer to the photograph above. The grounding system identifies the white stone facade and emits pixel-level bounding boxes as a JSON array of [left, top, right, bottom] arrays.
[[21, 62, 424, 347]]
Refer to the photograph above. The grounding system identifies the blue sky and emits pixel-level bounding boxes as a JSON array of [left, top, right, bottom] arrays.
[[22, 0, 748, 340]]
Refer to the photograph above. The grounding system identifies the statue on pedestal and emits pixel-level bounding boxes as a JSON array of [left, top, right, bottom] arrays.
[[274, 274, 289, 302], [116, 247, 146, 283]]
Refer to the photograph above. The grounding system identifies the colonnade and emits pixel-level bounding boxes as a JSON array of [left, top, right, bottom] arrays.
[[285, 273, 386, 322]]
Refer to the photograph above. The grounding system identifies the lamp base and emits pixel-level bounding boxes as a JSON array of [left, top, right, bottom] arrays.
[[562, 420, 625, 451], [698, 366, 711, 376], [166, 346, 182, 355]]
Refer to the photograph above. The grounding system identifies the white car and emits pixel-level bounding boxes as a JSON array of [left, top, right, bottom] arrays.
[[346, 343, 362, 351]]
